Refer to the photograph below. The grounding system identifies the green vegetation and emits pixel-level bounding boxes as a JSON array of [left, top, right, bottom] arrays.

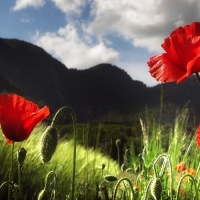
[[0, 123, 119, 199], [0, 104, 200, 199], [1, 38, 200, 199]]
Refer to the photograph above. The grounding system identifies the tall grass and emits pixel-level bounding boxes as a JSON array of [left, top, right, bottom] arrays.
[[0, 105, 200, 199], [108, 106, 200, 199], [0, 123, 119, 199]]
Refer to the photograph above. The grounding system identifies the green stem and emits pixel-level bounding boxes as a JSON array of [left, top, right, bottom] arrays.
[[51, 106, 77, 200], [50, 107, 66, 127], [176, 174, 199, 200], [8, 142, 14, 200], [152, 153, 173, 200], [113, 177, 136, 200], [18, 164, 22, 200], [68, 107, 77, 200], [117, 146, 120, 167], [1, 181, 18, 200], [195, 73, 200, 83], [142, 178, 154, 200]]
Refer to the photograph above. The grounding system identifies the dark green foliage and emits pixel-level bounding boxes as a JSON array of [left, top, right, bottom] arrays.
[[0, 72, 23, 94]]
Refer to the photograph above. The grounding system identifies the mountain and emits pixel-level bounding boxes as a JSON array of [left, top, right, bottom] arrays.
[[0, 37, 200, 122]]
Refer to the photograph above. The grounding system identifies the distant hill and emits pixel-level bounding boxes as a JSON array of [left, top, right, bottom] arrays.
[[0, 37, 200, 122]]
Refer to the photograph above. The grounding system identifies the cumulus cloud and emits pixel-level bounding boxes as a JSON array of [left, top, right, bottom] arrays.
[[87, 0, 200, 52], [33, 24, 119, 69], [28, 0, 200, 86], [12, 0, 45, 11]]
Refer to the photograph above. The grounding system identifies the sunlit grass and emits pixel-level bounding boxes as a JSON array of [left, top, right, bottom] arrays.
[[0, 123, 120, 199], [0, 106, 200, 199]]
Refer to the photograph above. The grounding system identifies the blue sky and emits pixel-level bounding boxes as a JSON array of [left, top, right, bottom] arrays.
[[1, 0, 200, 87]]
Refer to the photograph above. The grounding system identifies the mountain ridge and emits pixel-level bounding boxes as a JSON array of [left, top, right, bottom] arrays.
[[0, 37, 199, 122]]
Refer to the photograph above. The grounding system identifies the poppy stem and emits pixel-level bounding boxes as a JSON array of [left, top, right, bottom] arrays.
[[51, 106, 77, 200], [8, 142, 14, 200], [68, 107, 77, 200], [195, 73, 200, 83], [18, 164, 22, 200]]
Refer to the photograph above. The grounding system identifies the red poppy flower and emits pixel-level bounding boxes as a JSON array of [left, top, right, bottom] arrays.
[[147, 22, 200, 83], [175, 162, 186, 172], [0, 94, 50, 144], [196, 125, 200, 148], [187, 167, 196, 176]]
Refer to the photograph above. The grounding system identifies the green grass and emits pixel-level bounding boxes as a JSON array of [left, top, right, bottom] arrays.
[[0, 106, 200, 199], [0, 123, 120, 199]]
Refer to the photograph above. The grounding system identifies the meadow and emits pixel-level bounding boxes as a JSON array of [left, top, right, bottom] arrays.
[[0, 103, 199, 200]]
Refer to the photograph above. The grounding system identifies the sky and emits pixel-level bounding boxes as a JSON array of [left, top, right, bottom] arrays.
[[1, 0, 200, 87]]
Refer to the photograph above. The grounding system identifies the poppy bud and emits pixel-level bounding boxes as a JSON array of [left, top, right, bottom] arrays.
[[40, 126, 58, 163], [44, 171, 56, 191], [104, 175, 118, 182], [150, 178, 162, 200], [17, 147, 27, 165], [101, 164, 106, 170]]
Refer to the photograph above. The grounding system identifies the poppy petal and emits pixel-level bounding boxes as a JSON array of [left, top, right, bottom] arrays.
[[171, 22, 200, 36], [148, 22, 200, 83], [16, 106, 50, 141], [196, 125, 200, 148], [148, 53, 186, 82], [0, 94, 50, 144], [186, 55, 200, 75], [162, 35, 200, 68]]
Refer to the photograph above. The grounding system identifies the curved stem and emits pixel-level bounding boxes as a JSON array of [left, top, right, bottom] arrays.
[[113, 177, 136, 200], [50, 106, 77, 200], [53, 106, 77, 200], [8, 142, 14, 200], [142, 178, 154, 200], [18, 164, 22, 200], [50, 107, 67, 127], [1, 181, 18, 200], [176, 174, 199, 200], [152, 153, 173, 199], [68, 107, 77, 200], [195, 73, 200, 83]]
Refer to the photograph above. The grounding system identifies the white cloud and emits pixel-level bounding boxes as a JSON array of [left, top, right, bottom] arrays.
[[33, 24, 119, 69], [12, 0, 45, 11], [51, 0, 87, 15], [87, 0, 200, 53], [26, 0, 200, 86]]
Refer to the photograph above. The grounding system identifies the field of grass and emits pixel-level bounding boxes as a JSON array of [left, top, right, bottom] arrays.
[[0, 106, 200, 199]]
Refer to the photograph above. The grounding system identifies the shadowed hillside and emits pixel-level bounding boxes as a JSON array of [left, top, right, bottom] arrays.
[[0, 37, 200, 122]]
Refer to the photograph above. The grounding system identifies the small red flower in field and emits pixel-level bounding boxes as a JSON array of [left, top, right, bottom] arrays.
[[196, 126, 200, 147], [0, 94, 50, 144], [187, 168, 196, 176], [175, 162, 186, 172], [147, 22, 200, 83]]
